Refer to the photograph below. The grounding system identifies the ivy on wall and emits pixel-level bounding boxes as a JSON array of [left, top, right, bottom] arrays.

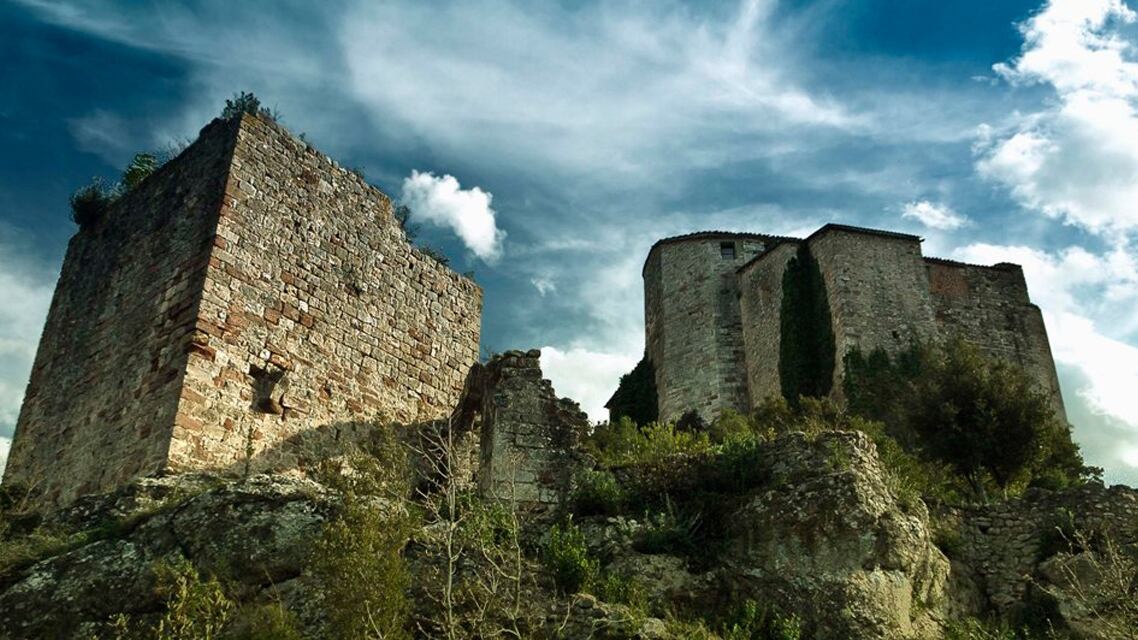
[[778, 245, 836, 404], [606, 357, 659, 426]]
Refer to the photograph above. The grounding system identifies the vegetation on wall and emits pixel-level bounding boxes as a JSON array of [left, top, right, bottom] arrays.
[[778, 244, 836, 405], [605, 357, 659, 426]]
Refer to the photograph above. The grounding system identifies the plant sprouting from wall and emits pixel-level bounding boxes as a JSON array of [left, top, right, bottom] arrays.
[[220, 91, 280, 122]]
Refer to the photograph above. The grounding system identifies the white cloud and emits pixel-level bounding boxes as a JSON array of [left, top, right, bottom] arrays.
[[400, 170, 506, 262], [0, 437, 9, 476], [954, 242, 1138, 482], [530, 277, 556, 296], [0, 230, 55, 445], [539, 346, 639, 423], [978, 0, 1138, 234], [901, 200, 969, 230]]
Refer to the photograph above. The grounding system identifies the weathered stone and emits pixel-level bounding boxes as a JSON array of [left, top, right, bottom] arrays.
[[722, 430, 950, 639]]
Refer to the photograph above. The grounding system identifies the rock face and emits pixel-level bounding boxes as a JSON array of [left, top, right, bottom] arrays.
[[723, 431, 949, 639], [0, 474, 336, 640]]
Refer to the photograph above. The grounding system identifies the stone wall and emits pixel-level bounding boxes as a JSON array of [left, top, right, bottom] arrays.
[[170, 114, 482, 474], [947, 484, 1138, 613], [737, 241, 799, 408], [926, 259, 1065, 420], [3, 120, 238, 505], [643, 233, 773, 423], [5, 113, 483, 506], [806, 226, 938, 401], [452, 350, 588, 515]]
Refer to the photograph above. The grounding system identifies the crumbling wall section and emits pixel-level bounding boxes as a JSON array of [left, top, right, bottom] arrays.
[[946, 484, 1138, 612], [3, 119, 239, 505], [170, 114, 483, 473], [454, 350, 588, 515]]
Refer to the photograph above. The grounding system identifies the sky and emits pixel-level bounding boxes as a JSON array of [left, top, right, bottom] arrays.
[[1, 0, 1137, 485]]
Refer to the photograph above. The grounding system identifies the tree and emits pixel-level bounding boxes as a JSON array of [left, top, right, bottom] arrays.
[[779, 245, 836, 404], [605, 358, 658, 426], [905, 340, 1082, 498]]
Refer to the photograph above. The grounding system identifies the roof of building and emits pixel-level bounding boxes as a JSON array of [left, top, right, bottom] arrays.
[[642, 230, 799, 276], [803, 223, 923, 243], [924, 256, 1023, 271]]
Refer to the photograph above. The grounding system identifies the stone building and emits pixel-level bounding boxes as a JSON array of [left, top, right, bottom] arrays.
[[4, 113, 483, 506], [643, 225, 1065, 423]]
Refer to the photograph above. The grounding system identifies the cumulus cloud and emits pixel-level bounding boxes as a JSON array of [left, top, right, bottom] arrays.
[[0, 437, 9, 476], [954, 242, 1138, 483], [978, 0, 1138, 233], [901, 200, 969, 230], [539, 346, 639, 423], [400, 170, 505, 262]]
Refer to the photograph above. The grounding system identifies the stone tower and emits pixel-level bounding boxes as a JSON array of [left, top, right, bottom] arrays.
[[4, 114, 483, 507], [642, 232, 784, 422], [644, 224, 1066, 424]]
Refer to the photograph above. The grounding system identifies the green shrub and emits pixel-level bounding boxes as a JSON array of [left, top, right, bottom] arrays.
[[543, 518, 599, 595], [585, 417, 712, 467], [634, 497, 699, 556], [149, 557, 235, 640], [221, 91, 280, 122], [573, 468, 625, 516], [309, 499, 415, 639], [592, 571, 647, 612], [121, 153, 158, 191], [70, 178, 117, 228]]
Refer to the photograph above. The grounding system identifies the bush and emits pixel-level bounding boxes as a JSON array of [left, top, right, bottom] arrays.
[[220, 91, 279, 122], [121, 153, 158, 191], [585, 417, 712, 467], [573, 468, 625, 516], [149, 557, 235, 640], [543, 518, 599, 595], [70, 178, 117, 228], [633, 497, 699, 556]]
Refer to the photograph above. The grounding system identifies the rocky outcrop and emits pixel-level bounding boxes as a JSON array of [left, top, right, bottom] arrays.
[[0, 474, 336, 639], [722, 431, 950, 639]]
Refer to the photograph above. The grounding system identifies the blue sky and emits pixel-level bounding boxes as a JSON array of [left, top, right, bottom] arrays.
[[2, 0, 1138, 485]]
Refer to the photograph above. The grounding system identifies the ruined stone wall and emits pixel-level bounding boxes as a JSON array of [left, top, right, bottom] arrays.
[[451, 350, 588, 516], [947, 484, 1138, 612], [737, 242, 799, 408], [171, 114, 482, 474], [926, 259, 1065, 420], [644, 234, 770, 423], [806, 227, 938, 400], [3, 120, 238, 505]]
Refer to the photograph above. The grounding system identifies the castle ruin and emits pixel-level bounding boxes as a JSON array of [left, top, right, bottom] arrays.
[[3, 114, 483, 506], [643, 226, 1065, 423]]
